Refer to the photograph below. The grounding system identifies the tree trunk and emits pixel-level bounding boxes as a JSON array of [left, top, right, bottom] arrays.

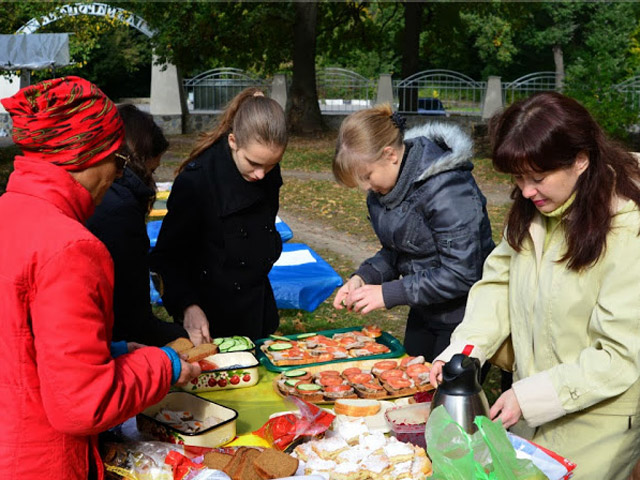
[[399, 2, 422, 112], [287, 1, 324, 134], [553, 44, 564, 91]]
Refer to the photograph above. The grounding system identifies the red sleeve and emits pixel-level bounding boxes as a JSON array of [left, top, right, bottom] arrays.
[[31, 238, 172, 435]]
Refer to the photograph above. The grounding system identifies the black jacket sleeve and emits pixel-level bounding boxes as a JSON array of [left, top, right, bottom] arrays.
[[149, 171, 205, 320]]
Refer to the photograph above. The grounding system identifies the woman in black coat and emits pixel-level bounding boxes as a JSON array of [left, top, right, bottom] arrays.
[[87, 104, 187, 346], [149, 88, 288, 345]]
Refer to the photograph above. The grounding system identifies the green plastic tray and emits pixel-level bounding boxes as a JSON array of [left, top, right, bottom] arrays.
[[255, 326, 405, 372]]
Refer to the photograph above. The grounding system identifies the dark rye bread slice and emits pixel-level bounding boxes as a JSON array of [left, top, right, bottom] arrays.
[[164, 337, 194, 355], [235, 448, 262, 480], [203, 450, 233, 471], [252, 448, 299, 479], [183, 342, 218, 362], [223, 447, 249, 479]]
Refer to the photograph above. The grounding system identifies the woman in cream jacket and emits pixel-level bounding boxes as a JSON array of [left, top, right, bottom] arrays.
[[430, 92, 640, 479]]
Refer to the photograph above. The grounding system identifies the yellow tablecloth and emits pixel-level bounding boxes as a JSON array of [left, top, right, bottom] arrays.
[[196, 367, 293, 435]]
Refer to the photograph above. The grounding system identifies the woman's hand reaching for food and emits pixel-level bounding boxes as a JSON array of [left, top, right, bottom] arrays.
[[490, 389, 522, 428], [183, 304, 211, 346], [346, 284, 385, 314], [429, 360, 445, 389], [333, 275, 365, 310]]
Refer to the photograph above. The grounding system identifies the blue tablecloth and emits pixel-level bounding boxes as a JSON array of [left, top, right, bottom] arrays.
[[147, 221, 341, 311], [268, 243, 343, 311]]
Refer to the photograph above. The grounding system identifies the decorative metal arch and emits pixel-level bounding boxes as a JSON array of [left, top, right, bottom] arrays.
[[503, 71, 557, 90], [182, 68, 267, 112], [615, 76, 640, 91], [315, 67, 374, 112], [316, 67, 372, 86], [503, 71, 559, 105], [396, 69, 483, 88], [394, 69, 485, 115], [614, 76, 640, 110], [16, 3, 154, 38], [183, 68, 266, 87]]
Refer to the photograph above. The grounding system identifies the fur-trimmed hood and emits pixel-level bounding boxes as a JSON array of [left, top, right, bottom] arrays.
[[404, 122, 473, 182]]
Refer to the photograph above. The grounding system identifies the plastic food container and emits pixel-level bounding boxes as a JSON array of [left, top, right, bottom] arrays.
[[137, 391, 238, 447], [181, 351, 260, 393], [384, 402, 431, 449]]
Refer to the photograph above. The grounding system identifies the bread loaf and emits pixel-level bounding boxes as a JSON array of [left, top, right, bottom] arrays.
[[334, 398, 381, 417]]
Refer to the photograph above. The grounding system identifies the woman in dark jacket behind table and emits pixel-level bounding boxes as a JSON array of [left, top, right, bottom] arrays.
[[332, 105, 495, 361], [87, 104, 188, 346], [150, 88, 287, 345]]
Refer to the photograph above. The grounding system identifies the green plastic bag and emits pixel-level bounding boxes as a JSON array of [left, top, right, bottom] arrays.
[[426, 406, 547, 480]]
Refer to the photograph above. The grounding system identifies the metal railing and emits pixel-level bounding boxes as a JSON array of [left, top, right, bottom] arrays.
[[615, 76, 640, 110], [316, 67, 375, 113], [182, 68, 267, 112], [393, 70, 486, 116], [502, 72, 559, 105]]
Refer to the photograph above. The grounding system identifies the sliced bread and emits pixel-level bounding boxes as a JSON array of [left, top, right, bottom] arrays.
[[184, 343, 218, 362], [236, 448, 261, 480], [334, 398, 381, 417], [164, 337, 194, 355], [203, 450, 233, 471], [252, 448, 299, 479]]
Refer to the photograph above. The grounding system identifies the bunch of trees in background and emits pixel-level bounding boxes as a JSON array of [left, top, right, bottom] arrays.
[[1, 1, 640, 138]]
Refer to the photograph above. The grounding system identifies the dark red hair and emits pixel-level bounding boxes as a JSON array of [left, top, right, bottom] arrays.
[[490, 91, 640, 270]]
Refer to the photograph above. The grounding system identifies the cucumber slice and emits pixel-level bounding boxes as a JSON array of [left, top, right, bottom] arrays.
[[219, 340, 236, 351], [296, 333, 317, 339], [213, 337, 225, 345], [283, 369, 307, 378], [296, 383, 322, 392], [268, 342, 293, 351], [227, 344, 248, 352], [269, 334, 290, 341], [284, 379, 300, 387]]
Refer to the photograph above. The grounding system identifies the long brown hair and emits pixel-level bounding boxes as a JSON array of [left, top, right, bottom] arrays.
[[332, 103, 404, 188], [490, 91, 640, 270], [177, 87, 287, 174]]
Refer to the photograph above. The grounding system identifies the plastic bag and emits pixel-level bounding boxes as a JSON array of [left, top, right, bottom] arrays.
[[425, 406, 547, 479], [253, 396, 335, 451], [508, 433, 576, 480], [164, 450, 231, 480], [102, 441, 180, 480]]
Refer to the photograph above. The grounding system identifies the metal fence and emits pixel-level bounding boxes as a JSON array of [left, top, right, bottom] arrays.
[[393, 70, 486, 116], [615, 76, 640, 110], [316, 67, 375, 113], [502, 72, 559, 105], [182, 68, 267, 112]]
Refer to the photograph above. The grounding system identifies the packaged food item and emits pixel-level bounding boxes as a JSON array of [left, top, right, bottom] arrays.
[[384, 402, 430, 449], [253, 397, 335, 451]]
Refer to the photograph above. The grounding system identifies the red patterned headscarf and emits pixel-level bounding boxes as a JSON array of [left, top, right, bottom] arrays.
[[0, 76, 124, 171]]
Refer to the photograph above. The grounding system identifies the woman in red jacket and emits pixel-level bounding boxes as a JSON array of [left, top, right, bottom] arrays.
[[0, 77, 200, 480]]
